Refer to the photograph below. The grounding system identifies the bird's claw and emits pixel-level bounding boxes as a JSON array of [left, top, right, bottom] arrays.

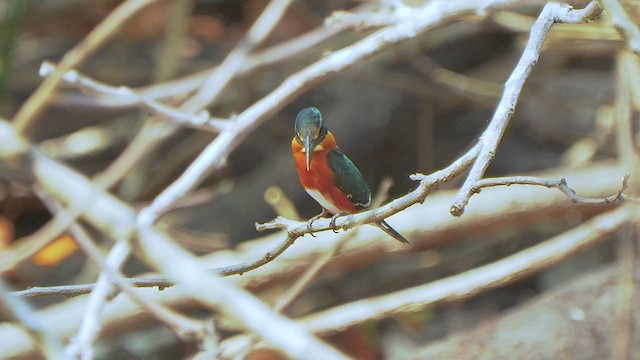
[[306, 209, 329, 236], [329, 213, 348, 233]]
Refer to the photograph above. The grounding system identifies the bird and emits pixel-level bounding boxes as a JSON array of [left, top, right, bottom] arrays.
[[291, 107, 409, 244]]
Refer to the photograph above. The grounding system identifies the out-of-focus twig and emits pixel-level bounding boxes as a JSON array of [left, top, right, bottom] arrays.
[[52, 22, 348, 109], [12, 0, 160, 133], [611, 49, 639, 360], [59, 217, 206, 337], [615, 52, 640, 166], [65, 240, 131, 360], [0, 0, 27, 109], [39, 62, 229, 131], [601, 0, 640, 55], [273, 177, 393, 313], [2, 161, 628, 358], [221, 205, 635, 355], [180, 0, 293, 113], [153, 0, 194, 82], [136, 0, 533, 224], [0, 119, 347, 359], [136, 226, 350, 360], [450, 1, 602, 217], [137, 0, 293, 226], [410, 52, 503, 104], [299, 205, 634, 333], [0, 279, 65, 360], [612, 224, 636, 360]]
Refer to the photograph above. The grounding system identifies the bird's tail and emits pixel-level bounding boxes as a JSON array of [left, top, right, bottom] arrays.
[[374, 220, 410, 244]]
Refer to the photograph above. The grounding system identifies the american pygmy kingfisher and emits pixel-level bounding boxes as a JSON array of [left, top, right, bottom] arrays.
[[291, 107, 409, 244]]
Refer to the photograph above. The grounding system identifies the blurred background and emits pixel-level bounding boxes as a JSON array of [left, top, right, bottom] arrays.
[[0, 0, 637, 359]]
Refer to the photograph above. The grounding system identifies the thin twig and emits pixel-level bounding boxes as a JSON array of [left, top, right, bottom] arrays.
[[276, 178, 393, 312], [39, 62, 229, 131], [12, 277, 172, 299], [12, 0, 160, 133], [601, 0, 640, 55], [0, 279, 65, 360], [472, 175, 631, 205], [137, 0, 294, 226], [153, 0, 194, 83], [299, 205, 634, 334], [259, 144, 478, 235], [135, 0, 529, 224], [180, 0, 294, 113], [60, 216, 206, 338], [449, 1, 602, 216], [612, 223, 635, 360], [611, 48, 639, 360], [220, 205, 635, 355], [65, 241, 131, 360], [135, 226, 351, 360], [615, 52, 640, 167], [53, 22, 348, 109]]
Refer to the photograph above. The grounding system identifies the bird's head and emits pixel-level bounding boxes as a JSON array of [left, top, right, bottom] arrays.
[[294, 107, 327, 171]]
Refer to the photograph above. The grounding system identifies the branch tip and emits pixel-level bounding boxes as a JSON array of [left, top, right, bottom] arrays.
[[450, 205, 464, 217]]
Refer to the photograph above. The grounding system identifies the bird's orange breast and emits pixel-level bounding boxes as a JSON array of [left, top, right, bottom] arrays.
[[291, 132, 359, 214]]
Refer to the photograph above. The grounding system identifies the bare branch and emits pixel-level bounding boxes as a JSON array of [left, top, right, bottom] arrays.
[[137, 0, 295, 226], [135, 225, 350, 360], [39, 62, 229, 132], [57, 214, 206, 339], [601, 0, 640, 55], [258, 143, 480, 235], [0, 118, 346, 359], [136, 0, 532, 225], [298, 205, 634, 335], [612, 223, 636, 360], [10, 155, 629, 302], [471, 175, 632, 205], [12, 277, 172, 299], [53, 23, 348, 109], [272, 180, 393, 313], [12, 0, 160, 132], [0, 279, 65, 359], [219, 205, 635, 355], [2, 162, 628, 358], [180, 0, 294, 113], [65, 241, 131, 360], [450, 1, 602, 216]]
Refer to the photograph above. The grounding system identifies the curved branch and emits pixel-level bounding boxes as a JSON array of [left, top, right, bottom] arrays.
[[472, 174, 632, 205], [450, 1, 602, 216], [260, 144, 480, 235], [39, 62, 229, 132], [13, 0, 161, 132], [136, 0, 535, 224]]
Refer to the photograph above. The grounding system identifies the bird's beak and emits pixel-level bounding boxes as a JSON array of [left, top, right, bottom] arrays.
[[304, 135, 313, 171]]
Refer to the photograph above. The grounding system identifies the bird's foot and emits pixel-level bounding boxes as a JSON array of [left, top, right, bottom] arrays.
[[329, 213, 349, 233], [306, 209, 330, 236]]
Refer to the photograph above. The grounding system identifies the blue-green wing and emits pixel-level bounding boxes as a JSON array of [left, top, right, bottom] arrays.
[[327, 149, 371, 210]]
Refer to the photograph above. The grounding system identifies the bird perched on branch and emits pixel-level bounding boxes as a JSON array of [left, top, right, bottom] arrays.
[[291, 107, 409, 244]]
